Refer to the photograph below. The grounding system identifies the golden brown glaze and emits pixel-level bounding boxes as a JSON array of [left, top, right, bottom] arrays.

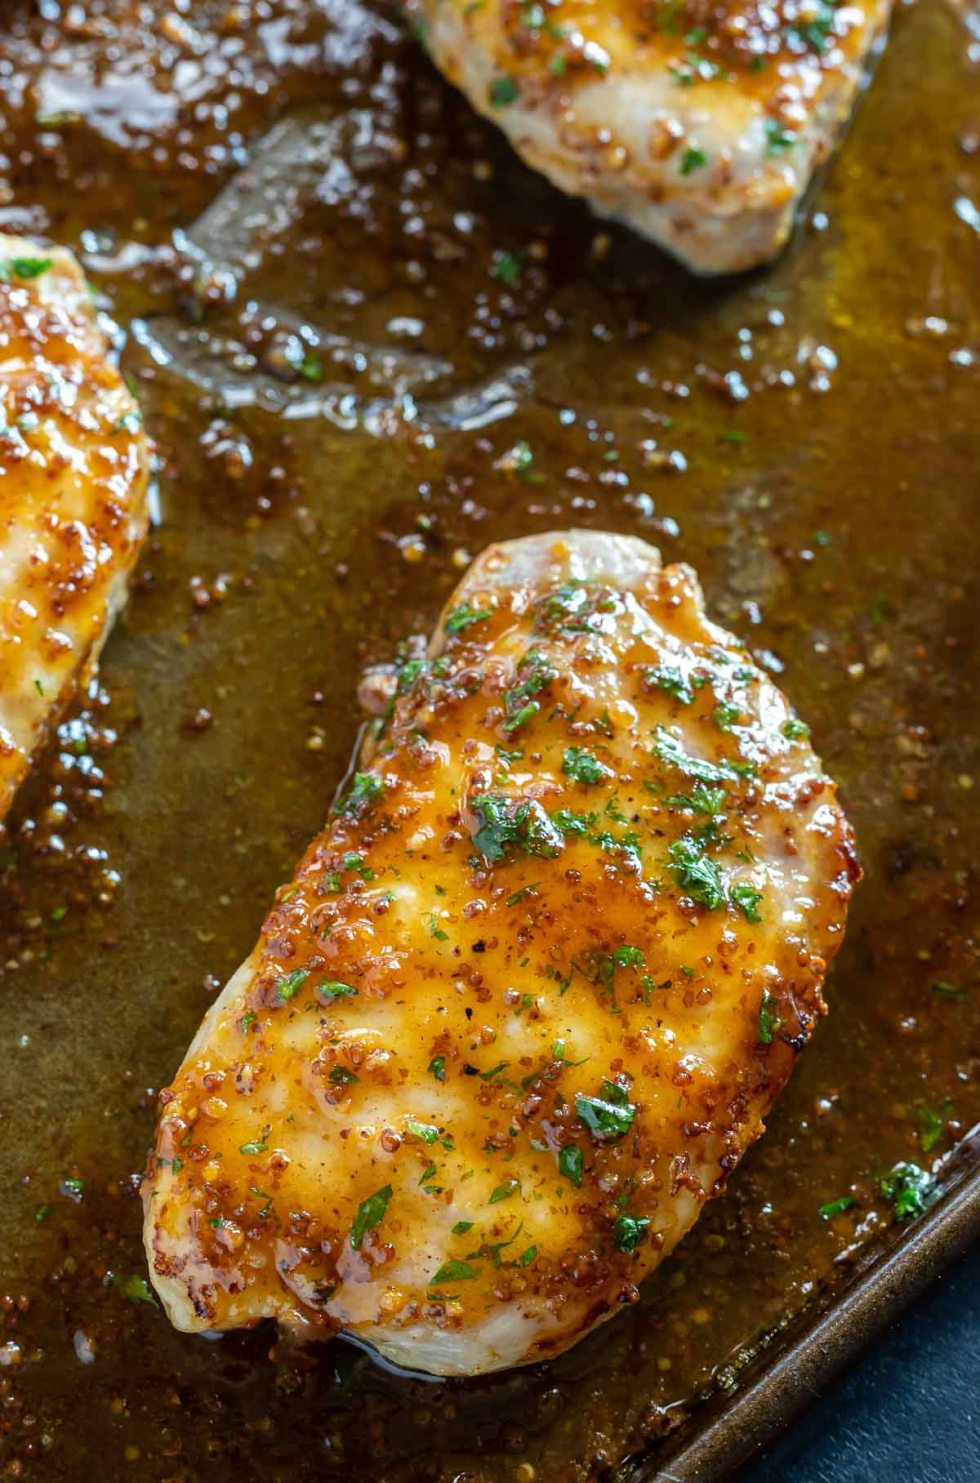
[[0, 236, 151, 827], [144, 530, 858, 1374], [401, 0, 892, 270]]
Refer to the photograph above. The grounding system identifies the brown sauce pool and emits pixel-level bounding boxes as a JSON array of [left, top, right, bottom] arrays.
[[0, 1, 978, 1476]]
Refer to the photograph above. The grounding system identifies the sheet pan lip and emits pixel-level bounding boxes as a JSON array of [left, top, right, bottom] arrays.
[[628, 1130, 980, 1482]]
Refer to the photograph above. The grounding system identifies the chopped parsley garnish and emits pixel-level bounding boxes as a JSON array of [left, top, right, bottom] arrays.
[[428, 1055, 446, 1081], [654, 726, 738, 784], [329, 1066, 359, 1085], [274, 968, 309, 1002], [558, 1145, 583, 1185], [782, 718, 810, 741], [1, 256, 53, 280], [713, 701, 741, 731], [492, 250, 523, 285], [562, 746, 613, 786], [932, 980, 967, 1002], [503, 648, 558, 733], [239, 1139, 268, 1156], [758, 987, 780, 1045], [575, 1079, 636, 1140], [880, 1163, 940, 1221], [452, 1220, 474, 1235], [489, 1178, 520, 1204], [731, 883, 764, 923], [317, 980, 358, 1000], [644, 664, 698, 704], [289, 349, 324, 381], [680, 146, 707, 176], [445, 603, 493, 635], [489, 74, 519, 106], [612, 1213, 650, 1252], [430, 1259, 479, 1283], [406, 1118, 441, 1144], [511, 438, 545, 483], [669, 834, 725, 910], [339, 772, 385, 817], [663, 781, 727, 814], [918, 1102, 952, 1155], [765, 118, 797, 155], [350, 1184, 393, 1249], [116, 1274, 157, 1305], [507, 882, 539, 907], [427, 912, 449, 942], [818, 1196, 855, 1220], [518, 1245, 537, 1267], [419, 1162, 441, 1192], [471, 794, 564, 862], [396, 656, 428, 696]]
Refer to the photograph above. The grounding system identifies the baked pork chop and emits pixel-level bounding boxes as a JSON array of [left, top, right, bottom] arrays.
[[0, 236, 151, 826], [400, 0, 891, 273], [144, 530, 858, 1375]]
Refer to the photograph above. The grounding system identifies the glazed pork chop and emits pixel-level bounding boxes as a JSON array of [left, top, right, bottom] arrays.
[[0, 236, 150, 826], [400, 0, 891, 273], [144, 530, 858, 1375]]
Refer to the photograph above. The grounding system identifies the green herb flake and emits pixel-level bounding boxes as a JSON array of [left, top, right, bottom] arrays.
[[471, 793, 563, 862], [427, 912, 449, 942], [430, 1258, 479, 1283], [239, 1139, 268, 1156], [318, 979, 358, 1000], [558, 1145, 584, 1186], [918, 1102, 951, 1155], [575, 1079, 636, 1140], [932, 980, 967, 1002], [3, 256, 54, 280], [350, 1184, 393, 1249], [445, 603, 493, 635], [680, 146, 707, 176], [489, 74, 519, 106], [731, 883, 764, 923], [117, 1273, 158, 1305], [612, 1213, 650, 1252], [518, 1244, 537, 1267], [758, 987, 780, 1046], [562, 746, 613, 786], [339, 772, 385, 817], [428, 1055, 447, 1081], [273, 969, 309, 1002], [880, 1162, 940, 1221], [489, 1178, 520, 1204], [492, 251, 523, 285], [663, 781, 727, 814], [765, 118, 797, 155], [713, 701, 741, 731], [818, 1196, 855, 1220], [669, 834, 725, 911], [329, 1066, 359, 1085], [406, 1117, 441, 1145], [452, 1220, 475, 1236], [654, 726, 737, 784], [782, 718, 810, 741], [644, 665, 696, 704]]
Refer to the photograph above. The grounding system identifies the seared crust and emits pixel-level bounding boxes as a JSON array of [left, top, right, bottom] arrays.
[[401, 0, 892, 272], [0, 235, 151, 825], [143, 530, 859, 1375]]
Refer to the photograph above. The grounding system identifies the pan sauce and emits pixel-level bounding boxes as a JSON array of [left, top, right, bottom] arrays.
[[0, 0, 978, 1478]]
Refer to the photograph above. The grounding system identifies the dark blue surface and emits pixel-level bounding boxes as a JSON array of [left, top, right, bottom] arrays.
[[737, 1242, 980, 1483]]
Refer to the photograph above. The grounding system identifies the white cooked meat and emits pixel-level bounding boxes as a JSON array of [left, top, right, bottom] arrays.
[[399, 0, 892, 273], [0, 235, 151, 826], [143, 529, 859, 1376]]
